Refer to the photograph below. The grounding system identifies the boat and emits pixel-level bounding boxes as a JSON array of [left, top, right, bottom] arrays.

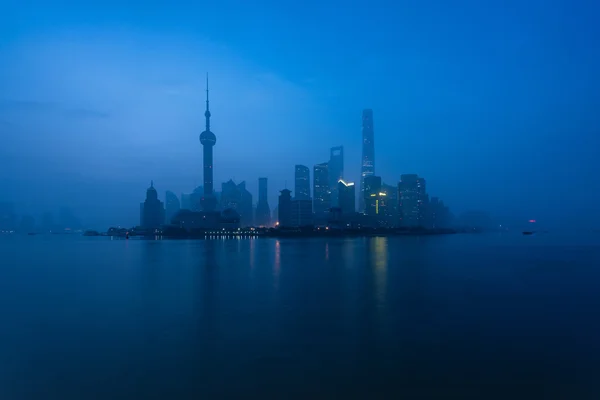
[[27, 232, 37, 236], [522, 231, 535, 235]]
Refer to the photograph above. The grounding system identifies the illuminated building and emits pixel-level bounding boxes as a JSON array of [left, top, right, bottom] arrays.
[[313, 162, 330, 215], [337, 179, 356, 215], [364, 175, 382, 217], [294, 165, 311, 200], [255, 177, 271, 227], [398, 174, 427, 227], [359, 109, 375, 212]]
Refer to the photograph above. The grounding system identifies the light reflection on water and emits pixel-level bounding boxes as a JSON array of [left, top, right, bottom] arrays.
[[0, 233, 599, 398]]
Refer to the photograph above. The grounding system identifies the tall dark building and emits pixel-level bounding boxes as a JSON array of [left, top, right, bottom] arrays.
[[255, 177, 271, 227], [278, 189, 292, 228], [165, 191, 181, 224], [140, 181, 165, 230], [398, 174, 427, 228], [220, 180, 253, 227], [291, 199, 313, 227], [328, 146, 344, 207], [199, 76, 217, 212], [359, 109, 375, 212], [381, 183, 399, 227], [338, 179, 356, 215], [294, 165, 311, 200], [313, 162, 330, 215]]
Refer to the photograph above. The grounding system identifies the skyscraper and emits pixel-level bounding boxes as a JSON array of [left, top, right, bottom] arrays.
[[338, 179, 356, 215], [199, 75, 217, 212], [328, 146, 344, 207], [313, 162, 330, 215], [398, 174, 427, 227], [165, 191, 181, 224], [359, 109, 375, 212], [255, 177, 271, 227], [140, 181, 165, 230], [278, 189, 292, 228], [363, 175, 382, 217], [294, 165, 310, 200]]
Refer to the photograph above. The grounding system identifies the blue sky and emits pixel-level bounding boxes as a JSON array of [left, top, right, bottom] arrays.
[[0, 0, 599, 227]]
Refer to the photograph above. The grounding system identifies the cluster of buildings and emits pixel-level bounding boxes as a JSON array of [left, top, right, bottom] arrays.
[[137, 79, 452, 233], [0, 202, 82, 234]]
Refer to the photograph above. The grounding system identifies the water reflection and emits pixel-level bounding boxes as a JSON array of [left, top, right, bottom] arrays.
[[371, 237, 388, 307], [273, 240, 281, 291]]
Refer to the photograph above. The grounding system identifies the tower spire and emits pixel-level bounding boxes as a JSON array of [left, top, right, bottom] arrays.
[[204, 73, 211, 131]]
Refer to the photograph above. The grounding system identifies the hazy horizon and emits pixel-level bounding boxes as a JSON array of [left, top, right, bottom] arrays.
[[1, 1, 599, 229]]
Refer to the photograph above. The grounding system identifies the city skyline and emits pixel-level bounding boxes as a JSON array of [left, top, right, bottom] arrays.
[[1, 1, 599, 229]]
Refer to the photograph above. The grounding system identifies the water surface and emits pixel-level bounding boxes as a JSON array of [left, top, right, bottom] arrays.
[[1, 233, 599, 399]]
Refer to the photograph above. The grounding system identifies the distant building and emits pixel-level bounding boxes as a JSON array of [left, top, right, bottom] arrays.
[[272, 205, 278, 225], [338, 179, 356, 215], [328, 146, 344, 207], [363, 175, 382, 217], [220, 179, 253, 227], [140, 181, 165, 230], [359, 109, 375, 212], [398, 174, 427, 227], [165, 191, 181, 224], [0, 202, 16, 232], [181, 186, 203, 211], [291, 199, 313, 227], [255, 177, 271, 227], [381, 183, 399, 227], [41, 211, 55, 233], [58, 207, 82, 231], [294, 165, 311, 200], [278, 189, 293, 228], [313, 162, 330, 215], [19, 215, 35, 233]]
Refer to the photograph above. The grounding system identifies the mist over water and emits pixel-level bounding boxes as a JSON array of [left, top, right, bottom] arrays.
[[1, 1, 599, 229]]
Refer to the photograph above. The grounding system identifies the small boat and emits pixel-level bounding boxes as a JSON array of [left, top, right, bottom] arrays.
[[522, 231, 535, 235], [27, 232, 37, 236]]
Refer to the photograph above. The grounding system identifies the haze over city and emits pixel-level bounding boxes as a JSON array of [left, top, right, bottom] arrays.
[[1, 0, 599, 229]]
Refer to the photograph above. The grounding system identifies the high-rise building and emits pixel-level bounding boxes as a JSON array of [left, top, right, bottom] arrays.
[[140, 181, 165, 230], [398, 174, 427, 228], [220, 180, 253, 227], [363, 175, 382, 217], [199, 76, 217, 212], [313, 162, 330, 215], [359, 109, 375, 212], [165, 191, 181, 224], [381, 183, 399, 227], [338, 179, 356, 215], [294, 165, 310, 200], [291, 199, 313, 227], [255, 177, 271, 227], [278, 189, 292, 228], [328, 146, 344, 207]]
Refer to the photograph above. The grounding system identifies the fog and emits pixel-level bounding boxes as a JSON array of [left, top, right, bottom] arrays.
[[1, 0, 599, 229]]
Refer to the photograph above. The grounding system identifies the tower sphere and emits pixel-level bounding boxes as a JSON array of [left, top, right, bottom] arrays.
[[200, 130, 216, 146]]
